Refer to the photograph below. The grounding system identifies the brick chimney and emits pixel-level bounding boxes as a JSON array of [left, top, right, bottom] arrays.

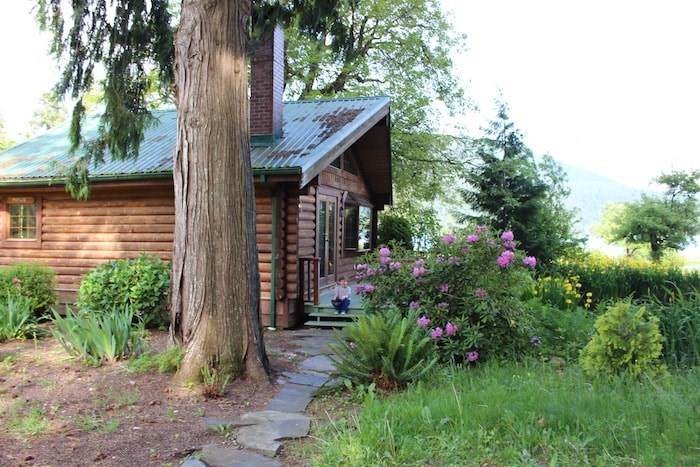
[[250, 25, 284, 146]]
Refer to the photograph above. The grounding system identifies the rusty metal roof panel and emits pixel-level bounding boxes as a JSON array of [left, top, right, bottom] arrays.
[[0, 96, 390, 187]]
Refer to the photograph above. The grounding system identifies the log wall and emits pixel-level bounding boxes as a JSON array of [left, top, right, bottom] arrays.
[[0, 180, 175, 302]]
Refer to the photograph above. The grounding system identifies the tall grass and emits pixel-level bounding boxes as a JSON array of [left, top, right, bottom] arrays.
[[647, 285, 700, 368], [313, 363, 699, 466], [550, 255, 700, 306]]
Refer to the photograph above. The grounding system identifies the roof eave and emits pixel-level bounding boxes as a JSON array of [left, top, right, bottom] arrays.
[[299, 99, 390, 188]]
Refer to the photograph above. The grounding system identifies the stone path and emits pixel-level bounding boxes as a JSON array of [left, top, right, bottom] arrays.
[[181, 329, 336, 467]]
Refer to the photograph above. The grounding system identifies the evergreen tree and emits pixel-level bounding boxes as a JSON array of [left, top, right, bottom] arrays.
[[36, 0, 269, 382], [459, 102, 582, 266]]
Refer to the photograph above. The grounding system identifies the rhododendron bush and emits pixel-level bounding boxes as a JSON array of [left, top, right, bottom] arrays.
[[355, 226, 538, 362]]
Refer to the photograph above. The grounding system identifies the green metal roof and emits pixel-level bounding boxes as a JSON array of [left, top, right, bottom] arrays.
[[0, 96, 390, 188]]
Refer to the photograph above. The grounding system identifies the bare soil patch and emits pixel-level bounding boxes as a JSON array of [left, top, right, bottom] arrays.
[[0, 327, 304, 466]]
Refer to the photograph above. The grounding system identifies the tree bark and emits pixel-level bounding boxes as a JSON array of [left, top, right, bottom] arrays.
[[170, 0, 270, 383]]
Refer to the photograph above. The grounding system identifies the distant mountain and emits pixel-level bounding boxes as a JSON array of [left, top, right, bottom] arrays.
[[559, 162, 647, 234]]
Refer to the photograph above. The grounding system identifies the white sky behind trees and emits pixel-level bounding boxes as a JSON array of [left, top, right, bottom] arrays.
[[1, 0, 698, 191]]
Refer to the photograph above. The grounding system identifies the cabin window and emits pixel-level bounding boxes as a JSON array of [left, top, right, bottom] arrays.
[[1, 196, 42, 248], [330, 153, 359, 175], [344, 204, 372, 251]]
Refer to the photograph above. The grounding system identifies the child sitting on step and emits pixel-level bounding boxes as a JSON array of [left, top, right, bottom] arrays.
[[332, 276, 351, 315]]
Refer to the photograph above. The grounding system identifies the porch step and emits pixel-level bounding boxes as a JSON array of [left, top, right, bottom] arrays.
[[303, 308, 361, 329], [303, 319, 351, 328]]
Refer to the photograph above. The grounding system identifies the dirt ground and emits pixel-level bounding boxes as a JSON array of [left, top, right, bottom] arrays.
[[0, 326, 307, 466]]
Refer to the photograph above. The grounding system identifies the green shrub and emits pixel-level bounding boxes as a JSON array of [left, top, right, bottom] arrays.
[[528, 300, 596, 362], [328, 309, 437, 390], [51, 305, 145, 366], [0, 292, 40, 342], [580, 300, 666, 379], [127, 345, 184, 374], [0, 262, 56, 312], [355, 226, 537, 362], [377, 213, 413, 250], [646, 285, 700, 368], [77, 254, 170, 328]]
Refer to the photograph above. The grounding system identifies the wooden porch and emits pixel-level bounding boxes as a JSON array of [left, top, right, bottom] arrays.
[[303, 284, 365, 328]]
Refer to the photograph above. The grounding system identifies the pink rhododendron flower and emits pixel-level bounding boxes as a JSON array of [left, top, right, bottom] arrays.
[[442, 234, 456, 244], [523, 256, 537, 268], [437, 301, 449, 308], [438, 283, 449, 293], [379, 247, 391, 257], [467, 351, 479, 362], [445, 322, 458, 336], [474, 288, 489, 298], [416, 316, 431, 328], [497, 250, 515, 268], [430, 327, 444, 339], [503, 240, 516, 250], [356, 263, 367, 270], [476, 225, 488, 234], [412, 266, 426, 277], [466, 234, 479, 243], [415, 258, 425, 267], [501, 231, 514, 241], [389, 261, 402, 271], [409, 301, 421, 309], [356, 284, 375, 293], [380, 256, 391, 265]]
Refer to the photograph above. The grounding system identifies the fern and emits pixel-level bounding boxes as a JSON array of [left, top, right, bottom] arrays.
[[329, 308, 437, 390]]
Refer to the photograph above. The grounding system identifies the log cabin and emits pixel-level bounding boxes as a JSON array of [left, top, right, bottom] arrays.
[[0, 28, 391, 328]]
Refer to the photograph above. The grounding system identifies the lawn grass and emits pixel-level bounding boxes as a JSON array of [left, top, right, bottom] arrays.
[[308, 362, 699, 466]]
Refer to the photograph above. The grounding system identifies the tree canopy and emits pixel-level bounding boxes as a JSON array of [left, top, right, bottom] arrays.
[[0, 115, 16, 150], [598, 170, 700, 261], [29, 91, 68, 135], [276, 0, 469, 239]]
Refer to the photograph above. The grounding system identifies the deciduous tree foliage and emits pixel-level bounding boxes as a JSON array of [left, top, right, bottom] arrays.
[[600, 170, 700, 261], [36, 0, 270, 382], [459, 102, 582, 267], [29, 92, 67, 135], [0, 115, 16, 150], [265, 0, 468, 239]]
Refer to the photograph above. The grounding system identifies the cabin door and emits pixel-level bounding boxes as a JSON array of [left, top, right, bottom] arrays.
[[317, 196, 337, 287]]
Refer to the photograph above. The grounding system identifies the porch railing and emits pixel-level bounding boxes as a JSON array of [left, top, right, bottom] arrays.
[[299, 256, 320, 305]]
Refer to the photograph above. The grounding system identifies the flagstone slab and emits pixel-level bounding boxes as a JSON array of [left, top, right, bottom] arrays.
[[198, 444, 282, 466]]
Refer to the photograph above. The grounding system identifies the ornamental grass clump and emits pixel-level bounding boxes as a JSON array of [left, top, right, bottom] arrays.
[[580, 299, 667, 380], [355, 227, 537, 363], [0, 291, 40, 342], [328, 308, 437, 390], [51, 304, 145, 366]]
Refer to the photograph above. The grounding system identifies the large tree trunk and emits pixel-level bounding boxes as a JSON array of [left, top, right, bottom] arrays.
[[169, 0, 270, 383]]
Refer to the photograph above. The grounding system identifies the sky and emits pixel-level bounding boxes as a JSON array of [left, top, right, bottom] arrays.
[[441, 0, 699, 189], [1, 0, 699, 191]]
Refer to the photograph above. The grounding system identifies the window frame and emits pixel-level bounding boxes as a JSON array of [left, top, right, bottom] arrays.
[[343, 202, 372, 253], [1, 195, 42, 249]]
